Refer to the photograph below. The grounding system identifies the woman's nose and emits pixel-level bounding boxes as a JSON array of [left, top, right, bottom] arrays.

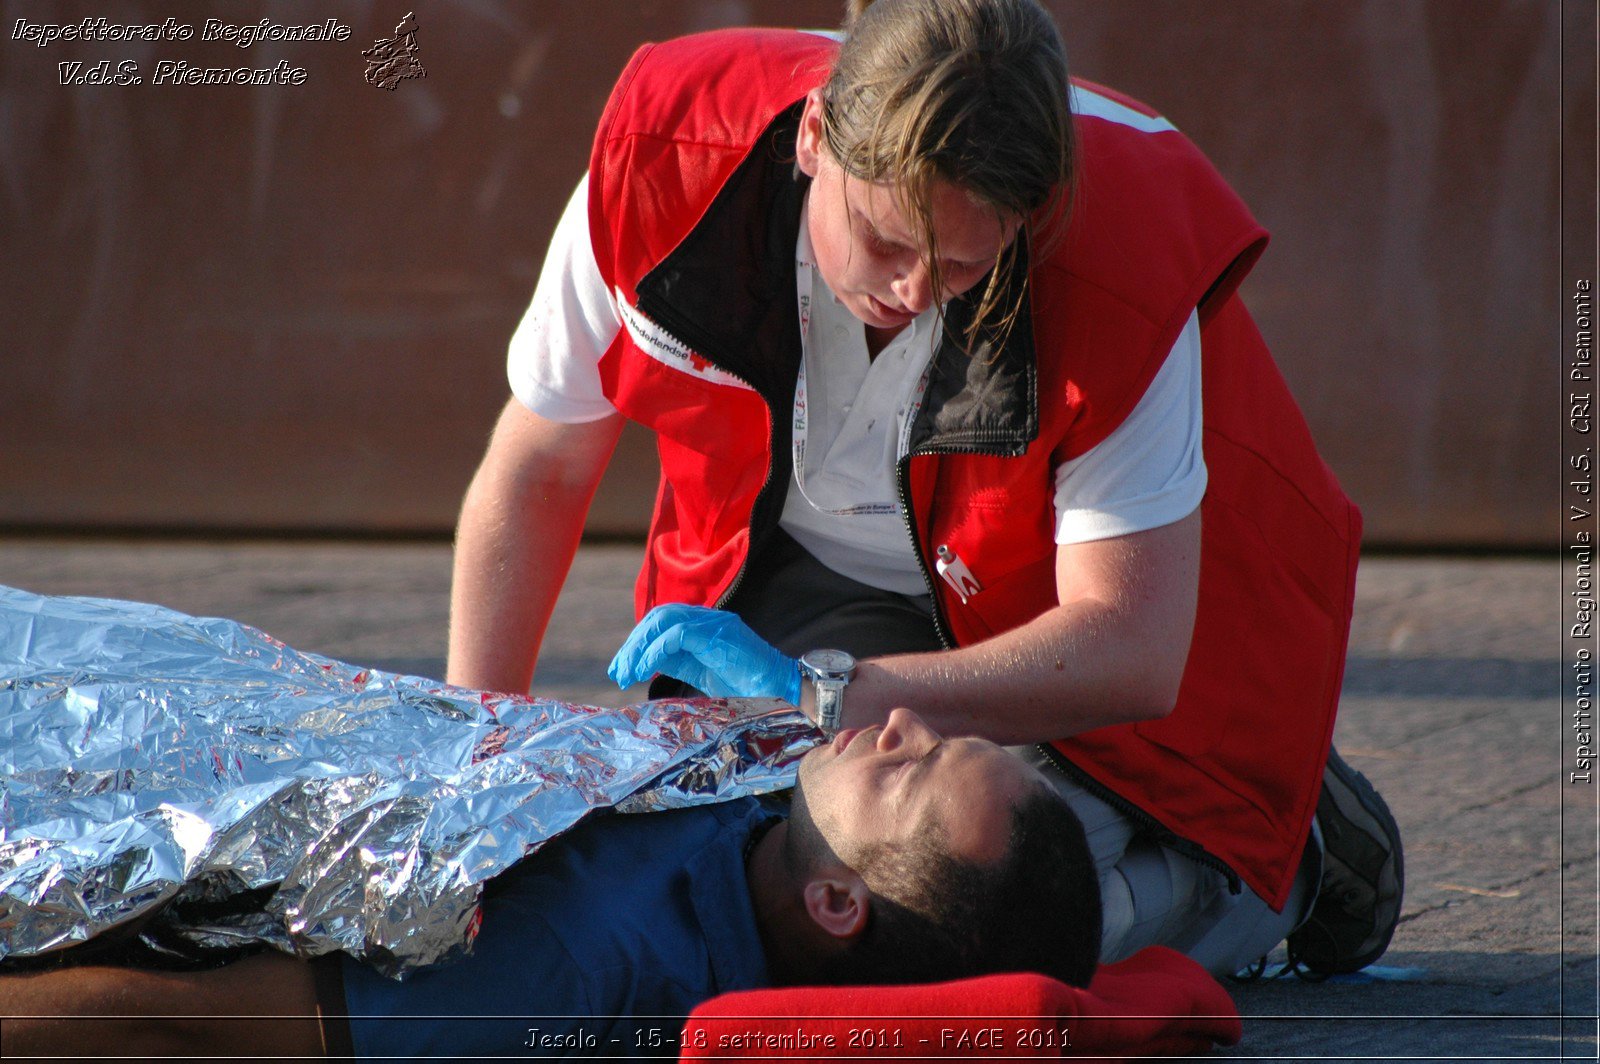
[[892, 262, 935, 315]]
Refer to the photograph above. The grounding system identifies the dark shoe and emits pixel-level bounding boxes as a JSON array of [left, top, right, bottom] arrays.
[[1286, 747, 1404, 974]]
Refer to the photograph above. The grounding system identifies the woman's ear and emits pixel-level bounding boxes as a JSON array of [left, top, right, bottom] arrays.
[[801, 871, 871, 941], [795, 88, 827, 178]]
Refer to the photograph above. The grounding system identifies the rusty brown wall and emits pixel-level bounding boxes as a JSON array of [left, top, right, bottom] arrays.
[[0, 1, 1565, 546]]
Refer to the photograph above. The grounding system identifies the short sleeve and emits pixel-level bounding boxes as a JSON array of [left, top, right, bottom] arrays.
[[1052, 309, 1206, 544], [506, 174, 622, 423]]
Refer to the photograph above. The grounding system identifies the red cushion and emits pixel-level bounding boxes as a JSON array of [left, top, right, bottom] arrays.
[[679, 947, 1241, 1061]]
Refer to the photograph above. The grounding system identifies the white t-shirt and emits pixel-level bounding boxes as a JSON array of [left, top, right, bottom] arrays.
[[779, 203, 944, 592], [508, 174, 1206, 594]]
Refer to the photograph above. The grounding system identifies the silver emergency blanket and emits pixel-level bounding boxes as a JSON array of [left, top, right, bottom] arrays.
[[0, 585, 819, 977]]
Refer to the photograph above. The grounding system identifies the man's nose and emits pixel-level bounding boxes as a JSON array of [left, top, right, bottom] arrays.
[[876, 706, 938, 752]]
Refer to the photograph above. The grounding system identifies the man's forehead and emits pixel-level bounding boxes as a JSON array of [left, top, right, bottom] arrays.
[[914, 740, 1039, 861], [925, 736, 1036, 782]]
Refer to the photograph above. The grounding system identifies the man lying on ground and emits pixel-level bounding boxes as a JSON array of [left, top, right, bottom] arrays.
[[2, 707, 1102, 1059]]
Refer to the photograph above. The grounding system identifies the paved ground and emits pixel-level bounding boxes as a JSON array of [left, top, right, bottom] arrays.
[[1, 539, 1594, 1062]]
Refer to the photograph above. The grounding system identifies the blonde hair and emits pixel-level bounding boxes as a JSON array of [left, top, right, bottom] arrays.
[[824, 0, 1074, 349]]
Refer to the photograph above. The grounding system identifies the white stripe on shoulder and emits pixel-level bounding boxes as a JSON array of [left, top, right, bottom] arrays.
[[1070, 84, 1178, 134], [798, 28, 845, 41], [614, 288, 756, 392]]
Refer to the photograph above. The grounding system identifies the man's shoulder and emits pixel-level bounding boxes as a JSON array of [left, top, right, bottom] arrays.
[[505, 796, 783, 910], [511, 796, 781, 1009], [590, 794, 780, 851], [339, 797, 784, 1056]]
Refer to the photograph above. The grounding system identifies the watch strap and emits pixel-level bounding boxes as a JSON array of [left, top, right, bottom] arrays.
[[813, 677, 845, 731]]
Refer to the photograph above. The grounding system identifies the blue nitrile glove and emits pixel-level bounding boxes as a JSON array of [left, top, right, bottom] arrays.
[[607, 604, 803, 704]]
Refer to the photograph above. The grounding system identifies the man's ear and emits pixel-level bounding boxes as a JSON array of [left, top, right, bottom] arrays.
[[795, 88, 826, 178], [801, 871, 871, 942]]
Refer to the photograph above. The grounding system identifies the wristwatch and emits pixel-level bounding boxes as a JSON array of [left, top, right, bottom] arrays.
[[798, 649, 856, 732]]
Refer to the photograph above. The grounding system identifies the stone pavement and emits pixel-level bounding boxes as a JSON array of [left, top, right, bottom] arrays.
[[1, 539, 1594, 1062]]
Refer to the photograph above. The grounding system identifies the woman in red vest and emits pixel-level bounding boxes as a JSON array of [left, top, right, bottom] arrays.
[[447, 0, 1401, 978]]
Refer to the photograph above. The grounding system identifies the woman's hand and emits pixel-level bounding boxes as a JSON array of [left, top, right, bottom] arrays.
[[608, 604, 802, 704]]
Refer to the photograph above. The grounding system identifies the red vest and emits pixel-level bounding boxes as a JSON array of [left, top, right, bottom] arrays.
[[587, 29, 1360, 910]]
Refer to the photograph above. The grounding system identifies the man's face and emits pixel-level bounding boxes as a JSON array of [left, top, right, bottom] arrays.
[[794, 90, 1021, 331], [788, 707, 1044, 875]]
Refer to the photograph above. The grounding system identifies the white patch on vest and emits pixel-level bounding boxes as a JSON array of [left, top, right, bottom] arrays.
[[1070, 84, 1178, 134], [615, 289, 755, 391]]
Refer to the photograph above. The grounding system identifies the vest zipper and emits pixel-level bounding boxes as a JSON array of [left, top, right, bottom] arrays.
[[895, 451, 955, 650], [892, 436, 1025, 650], [1034, 741, 1244, 895]]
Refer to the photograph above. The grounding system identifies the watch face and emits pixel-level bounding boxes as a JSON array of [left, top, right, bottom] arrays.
[[803, 649, 855, 675]]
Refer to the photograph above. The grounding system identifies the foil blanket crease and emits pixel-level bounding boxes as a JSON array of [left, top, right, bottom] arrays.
[[0, 584, 818, 978]]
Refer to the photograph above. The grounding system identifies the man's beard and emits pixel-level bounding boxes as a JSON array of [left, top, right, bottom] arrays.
[[782, 761, 843, 875]]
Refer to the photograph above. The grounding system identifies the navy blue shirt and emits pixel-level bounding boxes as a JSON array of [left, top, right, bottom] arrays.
[[341, 797, 780, 1059]]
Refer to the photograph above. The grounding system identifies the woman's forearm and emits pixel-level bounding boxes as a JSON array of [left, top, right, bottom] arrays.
[[837, 511, 1201, 744]]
